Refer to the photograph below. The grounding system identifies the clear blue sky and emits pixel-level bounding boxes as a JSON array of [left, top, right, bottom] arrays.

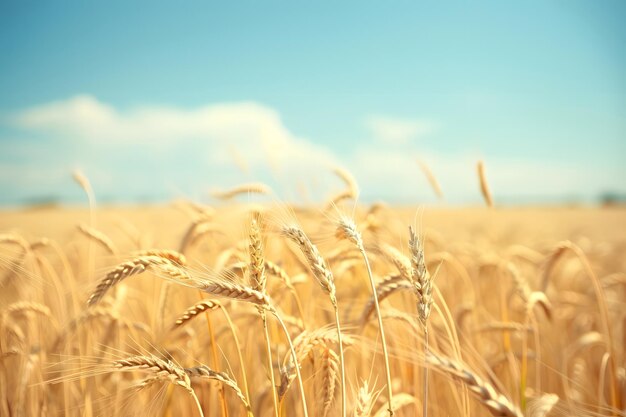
[[0, 1, 624, 205]]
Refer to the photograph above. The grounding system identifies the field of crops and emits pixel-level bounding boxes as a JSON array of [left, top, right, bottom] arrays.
[[1, 181, 624, 416]]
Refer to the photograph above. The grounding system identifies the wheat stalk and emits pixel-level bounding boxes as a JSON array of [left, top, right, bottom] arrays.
[[417, 160, 443, 199], [372, 393, 418, 417], [337, 216, 394, 417], [179, 216, 212, 254], [359, 274, 413, 325], [188, 273, 308, 417], [290, 329, 356, 365], [0, 234, 30, 251], [4, 301, 52, 318], [477, 161, 494, 207], [374, 243, 412, 280], [283, 225, 346, 417], [132, 249, 187, 266], [211, 183, 271, 200], [426, 352, 523, 417], [408, 225, 434, 417], [186, 365, 250, 411], [333, 166, 359, 198], [265, 260, 294, 290], [77, 224, 117, 254], [249, 217, 279, 417]]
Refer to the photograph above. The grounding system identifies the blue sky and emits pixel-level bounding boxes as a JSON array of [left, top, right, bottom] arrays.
[[0, 1, 624, 205]]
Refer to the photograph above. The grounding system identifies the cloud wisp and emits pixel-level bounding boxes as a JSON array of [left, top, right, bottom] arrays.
[[365, 115, 437, 145]]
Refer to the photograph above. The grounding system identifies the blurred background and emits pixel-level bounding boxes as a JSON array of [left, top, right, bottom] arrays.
[[0, 1, 624, 207]]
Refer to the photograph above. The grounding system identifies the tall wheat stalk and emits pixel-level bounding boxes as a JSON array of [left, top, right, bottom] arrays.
[[249, 217, 280, 417], [409, 226, 433, 417], [336, 217, 394, 417]]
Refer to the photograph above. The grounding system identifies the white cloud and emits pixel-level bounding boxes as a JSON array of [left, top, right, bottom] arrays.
[[6, 95, 343, 202], [13, 95, 117, 137], [365, 115, 436, 145], [10, 94, 340, 167], [3, 95, 621, 205]]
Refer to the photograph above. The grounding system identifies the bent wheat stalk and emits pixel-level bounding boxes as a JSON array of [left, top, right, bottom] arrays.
[[211, 183, 271, 200], [417, 160, 443, 200], [186, 365, 250, 412], [283, 226, 347, 417], [77, 224, 117, 255], [426, 352, 523, 417]]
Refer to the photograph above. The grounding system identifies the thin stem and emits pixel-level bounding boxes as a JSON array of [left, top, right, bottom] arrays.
[[291, 288, 306, 324], [423, 326, 429, 417], [570, 245, 620, 412], [220, 307, 253, 417], [332, 303, 347, 417], [202, 295, 229, 417], [261, 311, 280, 417], [270, 309, 309, 417], [359, 247, 394, 416], [190, 390, 206, 417], [191, 288, 229, 417], [520, 313, 529, 412]]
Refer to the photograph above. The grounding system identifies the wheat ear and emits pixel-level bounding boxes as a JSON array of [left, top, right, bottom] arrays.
[[172, 300, 221, 328], [113, 355, 204, 417], [87, 255, 187, 305], [352, 380, 377, 417], [319, 347, 340, 417]]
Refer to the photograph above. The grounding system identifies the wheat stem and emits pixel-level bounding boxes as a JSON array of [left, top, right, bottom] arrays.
[[190, 390, 206, 417], [359, 246, 394, 416], [262, 311, 280, 417], [270, 308, 309, 417], [332, 303, 347, 417]]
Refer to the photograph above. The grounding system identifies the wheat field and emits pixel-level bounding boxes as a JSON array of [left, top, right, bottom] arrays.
[[1, 179, 625, 417]]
